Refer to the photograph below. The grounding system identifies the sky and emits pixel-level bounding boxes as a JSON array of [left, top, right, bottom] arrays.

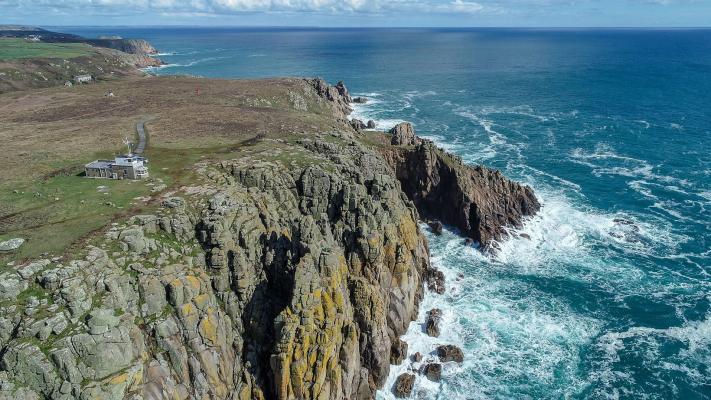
[[1, 0, 710, 27]]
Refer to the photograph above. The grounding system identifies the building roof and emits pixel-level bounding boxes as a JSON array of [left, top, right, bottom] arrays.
[[85, 160, 112, 169]]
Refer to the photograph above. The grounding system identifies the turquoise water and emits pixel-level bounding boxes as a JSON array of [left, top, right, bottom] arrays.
[[60, 27, 711, 399]]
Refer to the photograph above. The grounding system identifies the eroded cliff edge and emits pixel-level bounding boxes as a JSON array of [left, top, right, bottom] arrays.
[[379, 123, 540, 248], [0, 79, 538, 400]]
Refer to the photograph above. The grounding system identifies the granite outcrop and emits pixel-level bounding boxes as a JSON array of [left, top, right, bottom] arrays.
[[0, 80, 540, 400]]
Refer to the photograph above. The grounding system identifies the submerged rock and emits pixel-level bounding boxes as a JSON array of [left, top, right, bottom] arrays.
[[393, 373, 416, 398]]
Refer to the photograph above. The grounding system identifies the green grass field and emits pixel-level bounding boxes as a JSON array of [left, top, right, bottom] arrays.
[[0, 38, 94, 60]]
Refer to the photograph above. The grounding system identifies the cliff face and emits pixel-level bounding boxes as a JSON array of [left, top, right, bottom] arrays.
[[379, 123, 540, 248], [0, 81, 430, 400], [87, 39, 158, 56]]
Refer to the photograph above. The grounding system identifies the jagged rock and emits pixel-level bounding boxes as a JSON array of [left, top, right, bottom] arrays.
[[390, 122, 419, 146], [425, 308, 442, 337], [428, 220, 443, 235], [436, 344, 464, 363], [411, 352, 422, 363], [422, 363, 442, 382], [426, 268, 445, 295], [352, 96, 368, 104], [16, 260, 50, 280], [350, 118, 367, 131], [309, 78, 352, 117], [367, 120, 376, 129], [380, 140, 540, 248], [0, 238, 24, 252], [393, 373, 415, 398], [0, 272, 27, 301], [390, 338, 408, 365], [335, 80, 352, 102]]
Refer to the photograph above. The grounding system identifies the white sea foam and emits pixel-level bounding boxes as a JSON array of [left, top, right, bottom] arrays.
[[590, 313, 711, 396], [349, 96, 406, 132], [569, 145, 692, 189], [378, 222, 603, 399]]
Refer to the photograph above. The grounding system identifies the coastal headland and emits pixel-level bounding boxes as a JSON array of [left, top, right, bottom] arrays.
[[0, 33, 538, 400]]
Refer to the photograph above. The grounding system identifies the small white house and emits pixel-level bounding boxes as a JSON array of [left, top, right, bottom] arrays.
[[85, 154, 149, 180]]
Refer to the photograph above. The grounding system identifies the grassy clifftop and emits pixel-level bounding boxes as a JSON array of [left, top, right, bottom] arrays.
[[0, 38, 95, 60], [0, 38, 160, 93], [0, 75, 351, 262]]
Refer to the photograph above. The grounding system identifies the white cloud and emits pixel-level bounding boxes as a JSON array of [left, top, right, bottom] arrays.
[[1, 0, 706, 18], [450, 0, 484, 13]]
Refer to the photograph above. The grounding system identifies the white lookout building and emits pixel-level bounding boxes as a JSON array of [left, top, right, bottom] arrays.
[[85, 141, 149, 180]]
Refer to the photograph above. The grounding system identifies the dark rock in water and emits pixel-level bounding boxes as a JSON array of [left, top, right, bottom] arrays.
[[428, 220, 444, 235], [390, 122, 420, 146], [437, 344, 464, 363], [352, 96, 368, 104], [411, 352, 423, 363], [611, 218, 641, 242], [422, 363, 442, 382], [464, 238, 474, 246], [350, 118, 367, 131], [520, 233, 531, 240], [393, 373, 416, 398], [380, 137, 540, 248], [367, 120, 377, 129], [425, 308, 442, 337], [426, 268, 445, 294], [391, 338, 409, 365]]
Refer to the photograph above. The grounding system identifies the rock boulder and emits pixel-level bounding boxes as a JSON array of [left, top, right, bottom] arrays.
[[425, 308, 442, 337], [393, 373, 415, 398], [437, 344, 464, 363], [390, 122, 419, 146]]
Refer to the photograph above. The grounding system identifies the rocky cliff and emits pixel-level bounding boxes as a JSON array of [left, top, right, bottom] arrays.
[[0, 80, 538, 399], [87, 39, 158, 56], [379, 122, 540, 247]]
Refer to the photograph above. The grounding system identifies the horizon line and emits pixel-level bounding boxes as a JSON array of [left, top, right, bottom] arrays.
[[35, 25, 711, 30]]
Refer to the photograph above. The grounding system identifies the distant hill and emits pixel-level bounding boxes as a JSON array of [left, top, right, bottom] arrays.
[[0, 26, 159, 56], [0, 27, 162, 93]]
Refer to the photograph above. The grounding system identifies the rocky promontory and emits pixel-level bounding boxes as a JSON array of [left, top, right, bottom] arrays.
[[379, 122, 540, 247], [0, 78, 539, 399]]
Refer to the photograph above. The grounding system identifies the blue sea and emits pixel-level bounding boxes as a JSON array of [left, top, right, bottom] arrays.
[[57, 27, 711, 399]]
